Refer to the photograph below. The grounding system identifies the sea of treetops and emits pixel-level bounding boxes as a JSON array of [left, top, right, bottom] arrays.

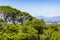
[[0, 6, 59, 40]]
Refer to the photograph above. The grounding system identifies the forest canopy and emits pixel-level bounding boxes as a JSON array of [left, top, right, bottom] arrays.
[[0, 6, 60, 40], [0, 6, 33, 24]]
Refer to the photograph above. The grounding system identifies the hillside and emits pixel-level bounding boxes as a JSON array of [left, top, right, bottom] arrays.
[[0, 6, 60, 40], [0, 6, 33, 24]]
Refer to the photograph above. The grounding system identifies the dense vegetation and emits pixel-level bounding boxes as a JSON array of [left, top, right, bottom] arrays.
[[0, 6, 60, 40]]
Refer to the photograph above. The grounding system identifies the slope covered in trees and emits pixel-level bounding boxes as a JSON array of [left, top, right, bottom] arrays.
[[0, 6, 33, 24], [0, 6, 60, 40]]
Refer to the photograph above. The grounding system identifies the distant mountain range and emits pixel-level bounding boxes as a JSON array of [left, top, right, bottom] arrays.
[[36, 16, 60, 23]]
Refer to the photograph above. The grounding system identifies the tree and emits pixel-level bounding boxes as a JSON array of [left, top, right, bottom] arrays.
[[0, 6, 33, 24]]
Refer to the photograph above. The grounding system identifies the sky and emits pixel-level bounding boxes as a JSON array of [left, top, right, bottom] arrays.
[[0, 0, 60, 17]]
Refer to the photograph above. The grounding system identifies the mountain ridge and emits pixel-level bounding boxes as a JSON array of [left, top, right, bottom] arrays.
[[36, 16, 60, 23]]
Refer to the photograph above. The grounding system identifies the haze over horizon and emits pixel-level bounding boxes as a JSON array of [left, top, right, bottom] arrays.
[[0, 0, 60, 17]]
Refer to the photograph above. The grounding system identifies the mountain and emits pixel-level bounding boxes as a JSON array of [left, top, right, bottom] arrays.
[[36, 16, 60, 23]]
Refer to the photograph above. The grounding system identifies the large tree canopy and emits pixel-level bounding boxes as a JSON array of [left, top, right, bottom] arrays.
[[0, 6, 33, 24]]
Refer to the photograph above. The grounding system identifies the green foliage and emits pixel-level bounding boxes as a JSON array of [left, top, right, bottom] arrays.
[[0, 6, 60, 40], [0, 6, 33, 24], [0, 24, 38, 40]]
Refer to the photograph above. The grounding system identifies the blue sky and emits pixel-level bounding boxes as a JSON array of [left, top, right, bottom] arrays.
[[0, 0, 60, 17]]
